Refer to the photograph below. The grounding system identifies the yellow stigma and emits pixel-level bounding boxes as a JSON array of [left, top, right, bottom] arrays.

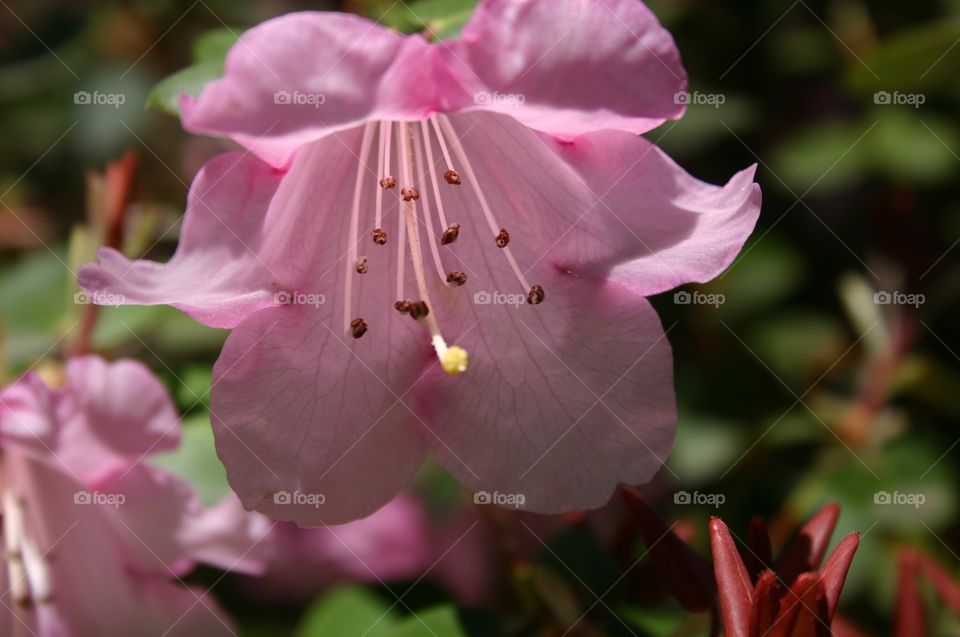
[[441, 346, 469, 376]]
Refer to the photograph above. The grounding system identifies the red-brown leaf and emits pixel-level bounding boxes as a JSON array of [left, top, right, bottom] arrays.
[[710, 517, 754, 637], [775, 503, 840, 583]]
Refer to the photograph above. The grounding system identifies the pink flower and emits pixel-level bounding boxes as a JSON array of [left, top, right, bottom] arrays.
[[243, 492, 432, 602], [0, 356, 270, 637], [79, 0, 761, 525]]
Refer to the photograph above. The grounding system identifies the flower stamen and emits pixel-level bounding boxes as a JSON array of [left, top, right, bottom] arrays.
[[344, 122, 377, 335], [400, 122, 469, 375]]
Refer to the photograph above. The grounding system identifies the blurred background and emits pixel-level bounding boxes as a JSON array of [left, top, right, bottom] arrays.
[[1, 0, 959, 635]]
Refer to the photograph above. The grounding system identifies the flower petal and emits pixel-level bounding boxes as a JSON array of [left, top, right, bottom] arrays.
[[210, 304, 429, 526], [181, 12, 440, 167], [92, 464, 269, 576], [414, 271, 676, 513], [445, 0, 687, 137], [79, 123, 374, 330], [441, 112, 760, 297], [78, 153, 286, 329], [57, 357, 180, 476]]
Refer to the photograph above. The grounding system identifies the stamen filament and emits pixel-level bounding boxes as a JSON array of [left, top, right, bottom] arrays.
[[375, 121, 389, 230], [437, 115, 533, 293], [412, 126, 449, 285], [430, 115, 456, 174], [400, 122, 468, 375], [344, 122, 377, 334], [420, 122, 453, 233]]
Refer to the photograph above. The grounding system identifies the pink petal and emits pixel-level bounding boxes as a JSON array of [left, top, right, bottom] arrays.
[[93, 464, 269, 576], [77, 153, 286, 329], [414, 271, 676, 513], [446, 0, 687, 138], [210, 304, 429, 526], [247, 492, 431, 601], [181, 12, 441, 167], [0, 372, 56, 451], [444, 112, 760, 297], [57, 357, 180, 476]]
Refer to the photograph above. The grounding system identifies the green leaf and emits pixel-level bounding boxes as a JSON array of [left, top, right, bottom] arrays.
[[295, 587, 466, 637], [848, 19, 960, 93], [296, 587, 395, 637], [191, 28, 240, 63], [367, 0, 477, 40], [146, 60, 224, 116]]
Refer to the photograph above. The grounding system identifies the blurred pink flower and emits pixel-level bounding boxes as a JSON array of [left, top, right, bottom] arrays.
[[0, 356, 270, 637], [79, 0, 761, 525], [244, 492, 432, 602]]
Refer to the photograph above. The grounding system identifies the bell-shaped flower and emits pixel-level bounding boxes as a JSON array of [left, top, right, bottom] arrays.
[[0, 357, 269, 636], [79, 0, 761, 525]]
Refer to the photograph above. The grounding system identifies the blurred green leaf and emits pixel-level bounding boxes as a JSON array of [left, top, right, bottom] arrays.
[[848, 19, 960, 92], [366, 0, 477, 40], [146, 60, 224, 116], [295, 586, 466, 637], [669, 416, 745, 483], [191, 28, 240, 63]]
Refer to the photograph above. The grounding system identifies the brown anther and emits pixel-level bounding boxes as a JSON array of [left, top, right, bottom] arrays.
[[495, 228, 510, 248], [379, 176, 397, 189], [443, 170, 462, 185], [527, 284, 545, 305], [401, 188, 420, 202], [372, 228, 388, 245], [441, 223, 460, 245], [395, 299, 413, 315], [355, 256, 368, 274], [408, 300, 429, 320], [350, 318, 368, 339], [446, 271, 468, 286]]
